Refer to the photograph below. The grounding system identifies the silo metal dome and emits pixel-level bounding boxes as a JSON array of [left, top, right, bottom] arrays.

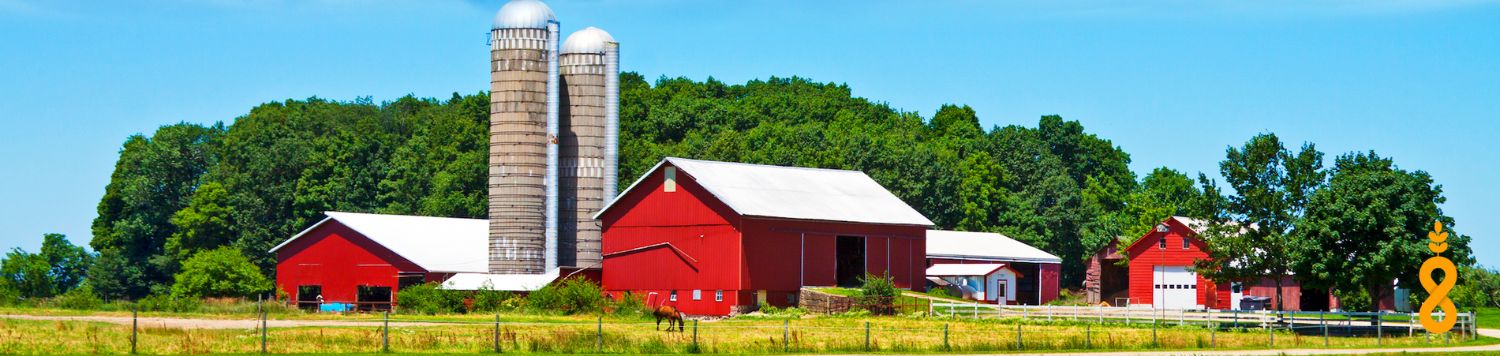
[[562, 27, 615, 54], [493, 0, 556, 29]]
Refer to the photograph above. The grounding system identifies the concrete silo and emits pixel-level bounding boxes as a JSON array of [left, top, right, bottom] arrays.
[[489, 0, 560, 274], [558, 27, 618, 268]]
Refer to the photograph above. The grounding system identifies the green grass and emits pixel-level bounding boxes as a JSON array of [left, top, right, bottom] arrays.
[[1476, 307, 1499, 329], [2, 308, 1496, 354]]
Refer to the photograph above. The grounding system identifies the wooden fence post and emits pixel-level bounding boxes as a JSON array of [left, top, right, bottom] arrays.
[[596, 315, 603, 352], [493, 314, 500, 353], [131, 307, 137, 354], [864, 321, 870, 351], [942, 323, 949, 351], [382, 310, 389, 353], [1015, 323, 1022, 350], [782, 319, 788, 352]]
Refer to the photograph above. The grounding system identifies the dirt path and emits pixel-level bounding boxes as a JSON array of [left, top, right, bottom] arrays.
[[0, 314, 446, 329]]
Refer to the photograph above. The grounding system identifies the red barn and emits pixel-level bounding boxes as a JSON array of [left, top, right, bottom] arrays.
[[1122, 216, 1233, 310], [595, 157, 934, 316], [270, 212, 489, 310]]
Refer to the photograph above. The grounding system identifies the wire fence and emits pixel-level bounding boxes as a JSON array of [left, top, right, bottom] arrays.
[[1, 303, 1483, 355], [931, 303, 1478, 342]]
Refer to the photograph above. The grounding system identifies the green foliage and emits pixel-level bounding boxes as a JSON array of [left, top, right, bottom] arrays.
[[1119, 168, 1223, 245], [396, 283, 465, 315], [470, 286, 517, 313], [1196, 133, 1324, 311], [1293, 151, 1470, 310], [527, 277, 605, 314], [859, 273, 897, 299], [1453, 265, 1500, 310], [169, 247, 271, 299], [90, 123, 222, 300], [164, 181, 235, 275], [53, 282, 103, 310], [610, 292, 651, 318], [0, 234, 94, 299]]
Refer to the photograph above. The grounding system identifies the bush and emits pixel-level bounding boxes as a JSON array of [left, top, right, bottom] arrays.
[[470, 287, 516, 313], [396, 283, 464, 315], [858, 273, 897, 315], [136, 293, 201, 312], [169, 247, 271, 299], [610, 292, 650, 318], [527, 277, 604, 314], [54, 282, 103, 310]]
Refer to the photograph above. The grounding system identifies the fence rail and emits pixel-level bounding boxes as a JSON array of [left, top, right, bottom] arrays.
[[928, 303, 1476, 339]]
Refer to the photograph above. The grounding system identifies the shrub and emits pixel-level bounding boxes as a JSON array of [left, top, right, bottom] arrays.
[[858, 272, 897, 315], [136, 293, 202, 312], [169, 247, 271, 299], [54, 282, 103, 310], [471, 286, 516, 313], [528, 277, 604, 314], [611, 292, 650, 318], [396, 283, 464, 315]]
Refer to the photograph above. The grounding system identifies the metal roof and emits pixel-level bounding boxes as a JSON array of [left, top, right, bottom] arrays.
[[493, 0, 556, 30], [926, 263, 1012, 277], [596, 157, 934, 227], [562, 27, 614, 54], [925, 230, 1062, 264], [440, 269, 560, 291], [269, 212, 488, 274]]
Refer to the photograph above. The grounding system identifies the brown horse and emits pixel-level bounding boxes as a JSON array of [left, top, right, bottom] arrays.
[[653, 306, 685, 332]]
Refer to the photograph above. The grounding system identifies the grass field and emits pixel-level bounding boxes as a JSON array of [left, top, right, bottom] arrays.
[[1475, 307, 1499, 330], [1, 309, 1493, 355]]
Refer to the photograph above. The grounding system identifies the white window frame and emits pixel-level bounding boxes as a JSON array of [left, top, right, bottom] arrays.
[[1182, 237, 1191, 249], [692, 290, 702, 301], [714, 290, 723, 302], [669, 290, 677, 302]]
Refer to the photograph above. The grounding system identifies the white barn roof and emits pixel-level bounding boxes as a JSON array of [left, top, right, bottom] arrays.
[[597, 157, 934, 227], [926, 230, 1062, 264], [440, 270, 560, 292], [926, 263, 1011, 277], [270, 211, 489, 274]]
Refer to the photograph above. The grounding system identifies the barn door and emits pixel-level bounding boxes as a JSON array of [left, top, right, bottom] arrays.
[[835, 236, 865, 287]]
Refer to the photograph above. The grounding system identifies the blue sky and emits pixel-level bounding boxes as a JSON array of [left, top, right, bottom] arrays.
[[1, 0, 1495, 265]]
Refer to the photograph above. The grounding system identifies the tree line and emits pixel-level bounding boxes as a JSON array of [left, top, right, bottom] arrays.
[[0, 73, 1488, 311]]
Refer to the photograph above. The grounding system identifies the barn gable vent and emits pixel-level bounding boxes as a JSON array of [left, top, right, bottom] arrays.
[[664, 166, 677, 192]]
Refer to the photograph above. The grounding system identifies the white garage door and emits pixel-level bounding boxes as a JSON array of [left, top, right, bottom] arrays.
[[1152, 266, 1198, 309]]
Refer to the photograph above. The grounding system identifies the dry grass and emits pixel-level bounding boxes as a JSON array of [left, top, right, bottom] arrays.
[[1, 313, 1493, 354]]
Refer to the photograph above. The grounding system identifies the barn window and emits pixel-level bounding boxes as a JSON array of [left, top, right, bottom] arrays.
[[669, 290, 678, 302], [1182, 237, 1191, 249], [664, 167, 677, 192], [715, 290, 723, 302], [692, 290, 702, 301], [1159, 237, 1166, 249]]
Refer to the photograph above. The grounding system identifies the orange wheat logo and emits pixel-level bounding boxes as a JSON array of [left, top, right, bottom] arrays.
[[1419, 221, 1457, 334]]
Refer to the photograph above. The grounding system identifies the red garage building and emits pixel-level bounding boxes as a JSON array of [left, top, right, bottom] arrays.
[[596, 157, 934, 316], [270, 212, 489, 310], [1121, 216, 1232, 310]]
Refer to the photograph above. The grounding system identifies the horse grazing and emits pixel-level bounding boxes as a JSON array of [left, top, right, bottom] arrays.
[[653, 306, 685, 332]]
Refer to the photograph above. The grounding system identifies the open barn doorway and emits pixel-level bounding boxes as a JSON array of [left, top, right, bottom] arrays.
[[836, 236, 866, 287]]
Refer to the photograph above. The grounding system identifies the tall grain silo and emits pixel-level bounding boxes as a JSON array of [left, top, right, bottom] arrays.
[[559, 27, 618, 268], [489, 0, 560, 274]]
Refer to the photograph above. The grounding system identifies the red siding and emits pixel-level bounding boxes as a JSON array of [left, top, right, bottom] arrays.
[[1039, 264, 1061, 304], [740, 218, 926, 293], [1244, 276, 1303, 311], [274, 221, 426, 304], [599, 162, 743, 316], [1124, 218, 1230, 309], [600, 162, 929, 316]]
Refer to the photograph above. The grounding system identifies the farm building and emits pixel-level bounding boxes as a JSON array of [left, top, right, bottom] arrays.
[[924, 230, 1061, 305], [925, 263, 1022, 305], [1088, 216, 1409, 311], [270, 212, 489, 311], [595, 157, 934, 316]]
